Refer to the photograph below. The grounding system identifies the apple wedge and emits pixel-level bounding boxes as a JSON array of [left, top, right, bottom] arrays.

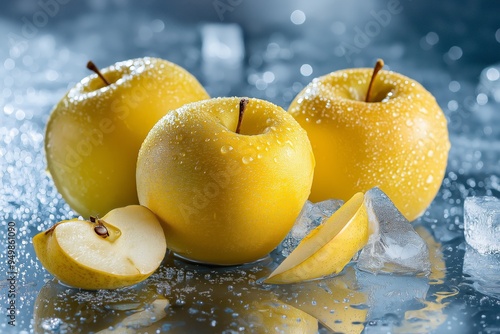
[[265, 193, 368, 284], [33, 205, 167, 290]]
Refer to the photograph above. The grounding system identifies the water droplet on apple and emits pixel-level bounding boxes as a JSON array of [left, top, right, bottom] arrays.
[[426, 175, 434, 184], [428, 150, 434, 157], [242, 156, 253, 164], [220, 145, 233, 154], [406, 119, 414, 126]]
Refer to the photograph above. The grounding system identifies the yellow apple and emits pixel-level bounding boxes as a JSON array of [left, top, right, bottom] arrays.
[[288, 59, 450, 221], [45, 57, 210, 218], [33, 205, 167, 290], [136, 97, 315, 265], [265, 192, 368, 284]]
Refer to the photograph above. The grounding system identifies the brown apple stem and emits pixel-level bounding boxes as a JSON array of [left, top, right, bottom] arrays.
[[86, 61, 110, 86], [236, 98, 249, 134], [365, 59, 384, 102]]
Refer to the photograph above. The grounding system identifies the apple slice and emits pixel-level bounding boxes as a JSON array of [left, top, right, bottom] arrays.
[[265, 193, 368, 284], [33, 205, 167, 290]]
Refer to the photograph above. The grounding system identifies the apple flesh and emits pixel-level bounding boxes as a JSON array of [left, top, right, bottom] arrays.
[[136, 97, 315, 265], [288, 67, 450, 221], [45, 57, 210, 218], [33, 205, 167, 290]]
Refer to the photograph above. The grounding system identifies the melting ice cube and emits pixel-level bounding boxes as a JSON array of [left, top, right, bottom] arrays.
[[464, 196, 500, 254], [463, 244, 500, 299], [278, 199, 343, 257], [357, 188, 431, 276]]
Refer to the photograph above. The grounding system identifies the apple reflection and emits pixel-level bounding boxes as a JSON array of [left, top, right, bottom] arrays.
[[33, 227, 452, 333]]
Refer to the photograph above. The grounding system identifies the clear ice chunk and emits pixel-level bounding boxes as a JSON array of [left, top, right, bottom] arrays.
[[464, 196, 500, 254], [278, 199, 344, 257], [357, 188, 431, 276], [463, 244, 500, 299]]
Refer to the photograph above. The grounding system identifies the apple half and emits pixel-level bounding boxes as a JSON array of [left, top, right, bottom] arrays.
[[33, 205, 167, 290]]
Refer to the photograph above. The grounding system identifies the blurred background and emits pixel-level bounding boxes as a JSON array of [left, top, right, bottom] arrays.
[[1, 0, 500, 332]]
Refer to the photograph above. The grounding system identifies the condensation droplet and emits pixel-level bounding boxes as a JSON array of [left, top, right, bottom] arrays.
[[221, 145, 233, 154], [242, 156, 254, 164]]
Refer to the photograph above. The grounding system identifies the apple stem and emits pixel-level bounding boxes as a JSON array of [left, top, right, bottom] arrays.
[[236, 98, 249, 134], [86, 61, 110, 86], [365, 59, 384, 103]]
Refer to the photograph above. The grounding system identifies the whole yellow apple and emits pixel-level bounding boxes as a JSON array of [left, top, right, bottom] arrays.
[[33, 205, 167, 290], [45, 57, 209, 218], [288, 60, 450, 221], [136, 97, 315, 265]]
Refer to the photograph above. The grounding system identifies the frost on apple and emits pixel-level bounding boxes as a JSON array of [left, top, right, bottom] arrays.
[[278, 199, 344, 257], [357, 187, 431, 276]]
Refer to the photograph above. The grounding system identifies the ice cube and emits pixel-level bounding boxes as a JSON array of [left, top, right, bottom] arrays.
[[463, 244, 500, 299], [278, 199, 343, 257], [464, 196, 500, 254], [357, 188, 431, 276]]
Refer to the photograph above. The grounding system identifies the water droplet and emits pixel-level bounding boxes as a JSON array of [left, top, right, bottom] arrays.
[[427, 150, 434, 157], [426, 175, 434, 184], [242, 156, 254, 164], [221, 145, 233, 154]]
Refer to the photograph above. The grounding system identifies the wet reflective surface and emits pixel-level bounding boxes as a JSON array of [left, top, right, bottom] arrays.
[[1, 1, 500, 332]]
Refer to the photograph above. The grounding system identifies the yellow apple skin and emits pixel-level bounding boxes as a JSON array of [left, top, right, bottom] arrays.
[[137, 97, 315, 265], [45, 57, 210, 218], [33, 205, 167, 290], [288, 69, 450, 221]]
